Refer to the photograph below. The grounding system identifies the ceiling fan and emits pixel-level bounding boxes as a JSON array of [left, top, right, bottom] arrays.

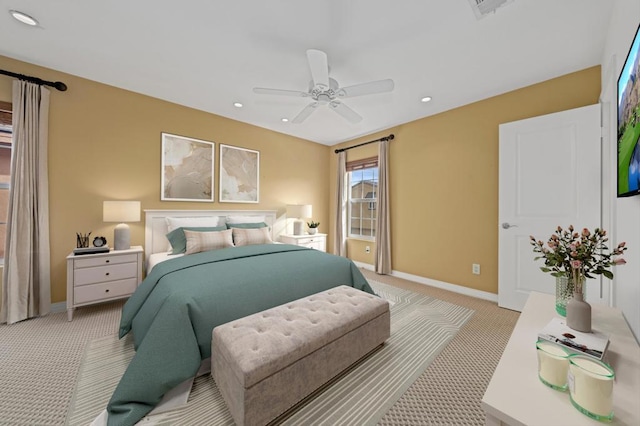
[[253, 49, 394, 124]]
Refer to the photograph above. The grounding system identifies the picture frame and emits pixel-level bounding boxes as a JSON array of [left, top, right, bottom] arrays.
[[161, 133, 214, 202], [219, 144, 260, 203]]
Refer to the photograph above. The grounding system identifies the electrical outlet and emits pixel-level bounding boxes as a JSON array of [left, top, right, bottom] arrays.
[[365, 246, 370, 253], [472, 264, 481, 275]]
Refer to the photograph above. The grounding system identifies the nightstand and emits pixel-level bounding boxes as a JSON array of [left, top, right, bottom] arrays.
[[66, 246, 143, 321], [279, 233, 327, 252]]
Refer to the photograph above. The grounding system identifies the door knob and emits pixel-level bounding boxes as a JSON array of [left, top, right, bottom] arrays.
[[501, 222, 517, 229]]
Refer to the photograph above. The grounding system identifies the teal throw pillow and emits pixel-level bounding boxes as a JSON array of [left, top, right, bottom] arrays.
[[225, 222, 268, 229]]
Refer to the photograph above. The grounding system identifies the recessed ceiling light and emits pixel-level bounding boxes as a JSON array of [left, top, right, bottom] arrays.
[[233, 102, 243, 108], [281, 118, 289, 123], [10, 10, 39, 26], [421, 96, 432, 103]]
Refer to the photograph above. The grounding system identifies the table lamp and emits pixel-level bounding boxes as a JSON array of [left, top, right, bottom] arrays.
[[103, 201, 141, 250], [286, 204, 312, 235]]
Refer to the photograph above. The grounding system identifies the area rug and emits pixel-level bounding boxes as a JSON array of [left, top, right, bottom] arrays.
[[66, 281, 474, 426]]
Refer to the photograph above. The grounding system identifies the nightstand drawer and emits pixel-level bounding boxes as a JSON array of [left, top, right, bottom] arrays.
[[74, 253, 138, 268], [74, 262, 138, 286], [296, 237, 318, 245], [279, 233, 326, 252], [74, 278, 138, 304], [298, 237, 326, 251], [299, 240, 324, 250]]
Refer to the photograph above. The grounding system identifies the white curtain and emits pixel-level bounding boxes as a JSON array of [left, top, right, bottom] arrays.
[[375, 139, 391, 274], [1, 80, 51, 324], [333, 151, 347, 257]]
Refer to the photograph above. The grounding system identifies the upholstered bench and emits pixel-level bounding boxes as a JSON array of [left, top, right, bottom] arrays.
[[211, 285, 391, 426]]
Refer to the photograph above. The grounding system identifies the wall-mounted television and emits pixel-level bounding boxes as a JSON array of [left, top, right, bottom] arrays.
[[617, 23, 640, 197]]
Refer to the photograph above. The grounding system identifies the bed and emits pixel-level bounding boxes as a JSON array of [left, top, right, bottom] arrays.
[[103, 209, 374, 426]]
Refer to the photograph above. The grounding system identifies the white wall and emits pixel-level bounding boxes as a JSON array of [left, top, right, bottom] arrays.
[[601, 0, 640, 341]]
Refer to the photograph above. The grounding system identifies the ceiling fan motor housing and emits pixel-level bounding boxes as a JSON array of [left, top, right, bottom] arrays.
[[310, 77, 339, 103]]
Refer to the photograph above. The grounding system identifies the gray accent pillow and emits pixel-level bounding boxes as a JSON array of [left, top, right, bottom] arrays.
[[184, 229, 234, 254], [166, 226, 227, 254]]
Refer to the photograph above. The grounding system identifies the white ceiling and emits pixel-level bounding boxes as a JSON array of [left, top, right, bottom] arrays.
[[0, 0, 614, 146]]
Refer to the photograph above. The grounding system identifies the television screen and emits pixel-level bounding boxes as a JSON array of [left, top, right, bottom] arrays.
[[617, 23, 640, 197]]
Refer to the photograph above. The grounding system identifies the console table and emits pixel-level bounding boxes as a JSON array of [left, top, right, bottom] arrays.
[[482, 292, 640, 425]]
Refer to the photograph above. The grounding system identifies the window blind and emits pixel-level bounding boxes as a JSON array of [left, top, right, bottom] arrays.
[[346, 156, 378, 172]]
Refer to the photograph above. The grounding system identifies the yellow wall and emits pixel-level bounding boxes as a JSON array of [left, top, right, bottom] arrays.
[[0, 54, 601, 303], [0, 55, 329, 304], [330, 66, 601, 294]]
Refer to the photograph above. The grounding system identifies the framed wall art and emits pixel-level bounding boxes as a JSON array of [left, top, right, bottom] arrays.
[[219, 144, 259, 203], [161, 133, 214, 202]]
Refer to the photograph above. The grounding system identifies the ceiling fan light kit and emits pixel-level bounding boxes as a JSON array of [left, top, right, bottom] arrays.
[[467, 0, 514, 19], [253, 49, 394, 124]]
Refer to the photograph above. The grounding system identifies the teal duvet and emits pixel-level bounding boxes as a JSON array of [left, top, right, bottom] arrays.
[[107, 244, 373, 426]]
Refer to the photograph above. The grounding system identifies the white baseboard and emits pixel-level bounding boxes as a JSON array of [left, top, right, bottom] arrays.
[[51, 302, 66, 313], [353, 261, 498, 303]]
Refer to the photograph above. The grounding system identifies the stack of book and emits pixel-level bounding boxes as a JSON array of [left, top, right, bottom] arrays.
[[73, 246, 110, 255], [538, 317, 610, 360]]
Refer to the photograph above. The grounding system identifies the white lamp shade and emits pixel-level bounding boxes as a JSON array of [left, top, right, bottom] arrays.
[[103, 201, 141, 223], [286, 204, 312, 236], [286, 204, 312, 219]]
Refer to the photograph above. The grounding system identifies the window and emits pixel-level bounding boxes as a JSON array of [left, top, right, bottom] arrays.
[[347, 157, 378, 240], [0, 101, 12, 262]]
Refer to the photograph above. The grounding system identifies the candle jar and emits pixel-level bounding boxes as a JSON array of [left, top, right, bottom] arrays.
[[536, 340, 570, 391], [568, 355, 615, 421]]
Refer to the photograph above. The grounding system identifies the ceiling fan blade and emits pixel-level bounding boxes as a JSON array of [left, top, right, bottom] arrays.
[[291, 102, 319, 124], [306, 49, 330, 89], [329, 101, 363, 123], [338, 79, 394, 98], [253, 87, 310, 97]]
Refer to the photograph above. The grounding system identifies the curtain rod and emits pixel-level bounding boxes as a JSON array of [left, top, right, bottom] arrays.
[[334, 134, 394, 154], [0, 69, 67, 92]]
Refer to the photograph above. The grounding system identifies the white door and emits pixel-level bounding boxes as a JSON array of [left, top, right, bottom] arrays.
[[499, 104, 602, 312]]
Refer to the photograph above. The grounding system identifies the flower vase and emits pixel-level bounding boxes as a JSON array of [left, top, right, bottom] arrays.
[[308, 228, 317, 235], [555, 275, 585, 317], [566, 274, 591, 333]]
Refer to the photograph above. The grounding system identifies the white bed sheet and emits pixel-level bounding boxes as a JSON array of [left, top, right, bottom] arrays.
[[146, 242, 282, 273], [147, 251, 183, 273]]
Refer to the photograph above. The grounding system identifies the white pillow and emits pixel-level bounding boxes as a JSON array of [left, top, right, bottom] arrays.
[[166, 216, 221, 232], [184, 229, 234, 255], [225, 215, 266, 225], [232, 227, 273, 246]]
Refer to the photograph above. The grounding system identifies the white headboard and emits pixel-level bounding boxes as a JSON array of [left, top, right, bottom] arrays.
[[144, 209, 279, 264]]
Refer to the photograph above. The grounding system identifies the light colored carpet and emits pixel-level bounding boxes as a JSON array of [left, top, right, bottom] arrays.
[[0, 301, 123, 426], [369, 271, 520, 425], [0, 270, 519, 425], [66, 281, 474, 425]]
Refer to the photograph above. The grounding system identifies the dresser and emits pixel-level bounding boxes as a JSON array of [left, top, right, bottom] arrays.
[[279, 233, 327, 252], [66, 246, 143, 321], [481, 292, 640, 425]]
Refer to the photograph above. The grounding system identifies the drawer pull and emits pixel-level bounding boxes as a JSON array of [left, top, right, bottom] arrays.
[[105, 272, 110, 276], [105, 289, 110, 293], [105, 260, 110, 263]]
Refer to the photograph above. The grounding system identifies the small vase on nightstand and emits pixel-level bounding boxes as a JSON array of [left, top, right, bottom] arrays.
[[308, 228, 317, 235]]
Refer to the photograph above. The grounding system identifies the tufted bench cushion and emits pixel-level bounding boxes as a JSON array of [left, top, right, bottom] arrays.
[[212, 285, 390, 426]]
